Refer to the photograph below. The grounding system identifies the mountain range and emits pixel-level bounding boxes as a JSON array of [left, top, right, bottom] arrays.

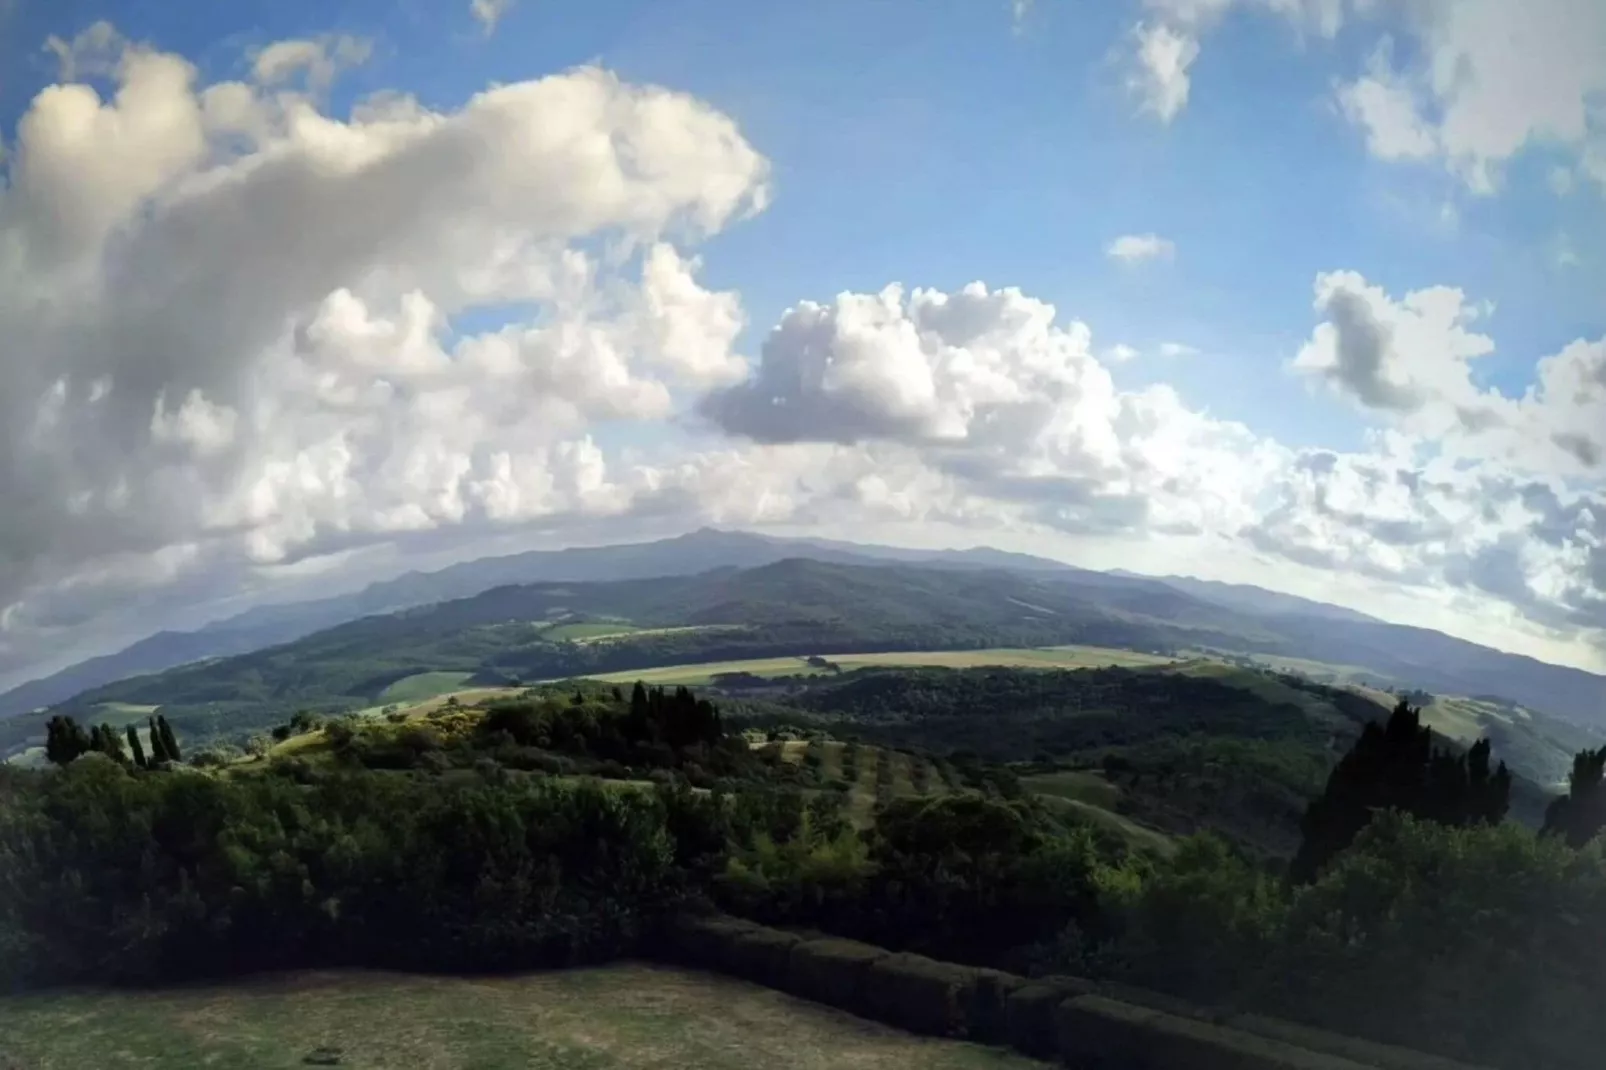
[[2, 527, 1604, 730]]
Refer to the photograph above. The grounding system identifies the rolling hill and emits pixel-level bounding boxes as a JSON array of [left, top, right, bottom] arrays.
[[3, 530, 1603, 745]]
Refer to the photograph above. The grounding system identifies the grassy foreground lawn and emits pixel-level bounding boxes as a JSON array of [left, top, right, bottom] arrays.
[[0, 963, 1046, 1070]]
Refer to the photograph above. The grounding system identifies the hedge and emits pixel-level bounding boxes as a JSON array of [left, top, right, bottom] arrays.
[[1102, 979, 1228, 1023], [864, 953, 977, 1037], [1228, 1014, 1494, 1070], [966, 967, 1025, 1044], [657, 917, 1486, 1070], [724, 927, 803, 988], [662, 914, 764, 973], [1005, 975, 1099, 1057], [1054, 994, 1373, 1070], [783, 937, 890, 1011]]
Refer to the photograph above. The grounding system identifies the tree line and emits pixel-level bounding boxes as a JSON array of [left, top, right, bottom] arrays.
[[45, 714, 182, 768], [7, 688, 1606, 1069]]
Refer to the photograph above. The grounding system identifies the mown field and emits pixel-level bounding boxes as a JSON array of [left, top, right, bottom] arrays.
[[376, 671, 476, 705], [0, 963, 1045, 1069], [581, 645, 1175, 686]]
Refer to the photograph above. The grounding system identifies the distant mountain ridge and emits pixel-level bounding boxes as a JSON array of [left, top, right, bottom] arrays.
[[0, 529, 1088, 718], [2, 527, 1604, 727]]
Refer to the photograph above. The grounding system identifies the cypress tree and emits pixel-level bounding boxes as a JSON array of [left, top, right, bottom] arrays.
[[94, 724, 128, 763], [148, 716, 170, 763], [126, 724, 148, 768], [1291, 699, 1509, 883], [1544, 746, 1606, 848], [157, 715, 182, 763]]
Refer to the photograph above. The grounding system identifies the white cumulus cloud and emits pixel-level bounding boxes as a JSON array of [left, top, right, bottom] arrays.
[[0, 24, 770, 680]]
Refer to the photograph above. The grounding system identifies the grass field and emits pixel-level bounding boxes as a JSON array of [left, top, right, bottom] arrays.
[[0, 963, 1044, 1070], [543, 621, 642, 642], [1035, 794, 1175, 856], [1021, 771, 1173, 856], [581, 645, 1174, 687], [377, 671, 477, 705], [1021, 769, 1122, 810]]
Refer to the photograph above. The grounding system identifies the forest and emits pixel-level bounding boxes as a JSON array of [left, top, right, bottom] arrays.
[[3, 682, 1606, 1069]]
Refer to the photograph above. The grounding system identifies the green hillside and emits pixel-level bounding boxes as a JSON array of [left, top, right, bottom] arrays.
[[0, 559, 1232, 755]]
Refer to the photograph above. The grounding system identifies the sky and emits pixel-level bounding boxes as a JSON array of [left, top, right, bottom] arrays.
[[0, 0, 1603, 692]]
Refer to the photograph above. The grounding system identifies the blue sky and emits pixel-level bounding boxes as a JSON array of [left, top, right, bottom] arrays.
[[0, 0, 1604, 683], [7, 0, 1597, 446]]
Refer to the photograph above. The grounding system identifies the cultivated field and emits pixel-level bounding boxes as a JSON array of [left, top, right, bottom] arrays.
[[376, 671, 476, 705], [0, 963, 1045, 1070], [542, 620, 642, 642], [582, 645, 1175, 686]]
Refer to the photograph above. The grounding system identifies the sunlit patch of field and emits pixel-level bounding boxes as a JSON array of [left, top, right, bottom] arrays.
[[581, 645, 1175, 688]]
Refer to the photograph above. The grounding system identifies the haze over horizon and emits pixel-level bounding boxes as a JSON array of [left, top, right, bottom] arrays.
[[1, 0, 1603, 691]]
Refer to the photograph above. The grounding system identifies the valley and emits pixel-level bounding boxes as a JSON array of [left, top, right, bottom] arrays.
[[4, 532, 1605, 1070]]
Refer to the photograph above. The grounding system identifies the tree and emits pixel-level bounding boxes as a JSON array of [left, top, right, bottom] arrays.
[[91, 724, 128, 764], [44, 715, 92, 766], [1542, 746, 1606, 848], [156, 715, 182, 763], [1290, 700, 1509, 883], [147, 716, 171, 763], [126, 724, 148, 768]]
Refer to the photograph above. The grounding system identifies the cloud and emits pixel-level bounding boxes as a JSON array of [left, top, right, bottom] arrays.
[[252, 34, 372, 91], [1105, 343, 1140, 363], [1130, 0, 1606, 194], [2, 19, 1604, 688], [1157, 341, 1198, 357], [42, 20, 127, 81], [1291, 273, 1606, 474], [1293, 271, 1493, 419], [1337, 42, 1441, 161], [697, 273, 1606, 663], [1127, 0, 1356, 122], [0, 24, 770, 680], [1337, 0, 1606, 193], [1130, 23, 1200, 123], [1106, 232, 1177, 262], [699, 280, 1287, 542], [471, 0, 515, 34]]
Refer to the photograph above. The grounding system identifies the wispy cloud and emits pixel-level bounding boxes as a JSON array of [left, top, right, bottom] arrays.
[[471, 0, 514, 35], [1106, 233, 1176, 263], [1130, 22, 1198, 123]]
